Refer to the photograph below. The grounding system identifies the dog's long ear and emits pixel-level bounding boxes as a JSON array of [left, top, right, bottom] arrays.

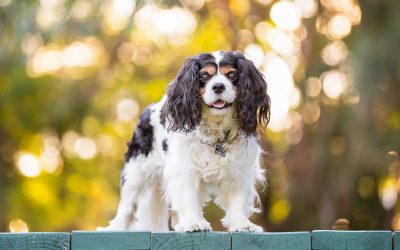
[[235, 53, 271, 134], [161, 57, 201, 133]]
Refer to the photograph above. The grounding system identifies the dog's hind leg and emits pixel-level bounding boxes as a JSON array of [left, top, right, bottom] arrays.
[[129, 182, 169, 231], [98, 158, 148, 231], [98, 106, 168, 231]]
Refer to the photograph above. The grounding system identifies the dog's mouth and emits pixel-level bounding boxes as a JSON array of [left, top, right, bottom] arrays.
[[207, 100, 233, 109]]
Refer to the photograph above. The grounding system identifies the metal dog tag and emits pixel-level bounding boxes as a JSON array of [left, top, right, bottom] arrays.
[[215, 144, 226, 157]]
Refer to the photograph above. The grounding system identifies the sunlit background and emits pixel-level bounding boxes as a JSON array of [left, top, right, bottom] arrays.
[[0, 0, 399, 232]]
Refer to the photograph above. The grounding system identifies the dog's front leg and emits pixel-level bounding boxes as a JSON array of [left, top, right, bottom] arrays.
[[164, 159, 211, 232], [220, 187, 263, 232]]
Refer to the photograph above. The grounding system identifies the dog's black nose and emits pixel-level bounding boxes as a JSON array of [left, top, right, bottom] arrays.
[[212, 83, 225, 94]]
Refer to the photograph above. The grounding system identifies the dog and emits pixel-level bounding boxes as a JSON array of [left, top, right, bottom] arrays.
[[98, 51, 271, 232]]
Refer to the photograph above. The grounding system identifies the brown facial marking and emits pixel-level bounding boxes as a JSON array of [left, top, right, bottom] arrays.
[[220, 65, 235, 74], [200, 65, 216, 75], [199, 88, 205, 96]]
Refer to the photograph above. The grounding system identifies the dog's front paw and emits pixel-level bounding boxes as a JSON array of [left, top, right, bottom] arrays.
[[222, 217, 263, 232], [227, 222, 263, 232], [174, 219, 212, 232]]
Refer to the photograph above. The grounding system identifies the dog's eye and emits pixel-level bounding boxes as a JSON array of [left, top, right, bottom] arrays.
[[200, 73, 210, 82], [227, 72, 238, 81]]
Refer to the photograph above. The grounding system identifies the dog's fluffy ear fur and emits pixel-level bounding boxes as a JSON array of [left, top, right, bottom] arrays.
[[235, 52, 271, 134], [161, 57, 202, 133]]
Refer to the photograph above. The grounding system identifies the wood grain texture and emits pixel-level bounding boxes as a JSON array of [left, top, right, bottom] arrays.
[[71, 231, 150, 250], [312, 230, 392, 250], [394, 231, 400, 250], [0, 232, 70, 250], [1, 230, 397, 250], [151, 232, 231, 250], [232, 232, 311, 250]]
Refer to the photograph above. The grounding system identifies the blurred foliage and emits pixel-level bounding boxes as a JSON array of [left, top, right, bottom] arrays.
[[0, 0, 399, 232]]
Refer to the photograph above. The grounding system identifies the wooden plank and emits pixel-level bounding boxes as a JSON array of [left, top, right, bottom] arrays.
[[392, 231, 400, 250], [0, 232, 70, 250], [232, 232, 311, 250], [311, 230, 392, 250], [71, 231, 150, 250], [151, 232, 231, 250]]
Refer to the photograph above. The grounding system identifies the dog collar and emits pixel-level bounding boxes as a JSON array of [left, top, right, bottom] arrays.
[[214, 143, 226, 157], [201, 130, 234, 157]]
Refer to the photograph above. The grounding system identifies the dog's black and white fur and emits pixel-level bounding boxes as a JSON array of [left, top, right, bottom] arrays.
[[99, 51, 271, 232]]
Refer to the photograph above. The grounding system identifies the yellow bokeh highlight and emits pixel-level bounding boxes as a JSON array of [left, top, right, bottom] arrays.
[[358, 176, 375, 199], [27, 45, 63, 77], [181, 0, 205, 11], [295, 0, 318, 18], [266, 27, 300, 57], [302, 102, 321, 124], [393, 214, 400, 230], [269, 199, 292, 224], [100, 0, 136, 34], [321, 70, 348, 99], [321, 40, 348, 66], [318, 0, 361, 40], [244, 44, 264, 68], [270, 1, 301, 31], [134, 4, 197, 46], [305, 77, 322, 97], [39, 147, 62, 174], [327, 14, 352, 40], [73, 137, 97, 160], [71, 0, 92, 20], [264, 56, 300, 132], [116, 98, 140, 122], [22, 180, 55, 205], [35, 0, 66, 30], [26, 37, 107, 78], [62, 130, 80, 157], [230, 0, 249, 17], [9, 219, 29, 232], [15, 152, 41, 178], [379, 178, 398, 211]]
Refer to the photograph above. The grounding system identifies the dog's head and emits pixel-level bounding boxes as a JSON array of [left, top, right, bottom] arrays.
[[162, 51, 271, 134]]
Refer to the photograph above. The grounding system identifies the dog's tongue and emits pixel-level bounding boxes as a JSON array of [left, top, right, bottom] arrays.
[[212, 100, 226, 108]]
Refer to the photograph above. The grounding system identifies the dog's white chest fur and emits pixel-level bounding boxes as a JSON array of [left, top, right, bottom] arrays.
[[188, 138, 232, 183], [173, 110, 246, 184]]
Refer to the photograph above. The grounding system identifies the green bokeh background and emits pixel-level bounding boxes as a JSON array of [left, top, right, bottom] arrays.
[[0, 0, 399, 232]]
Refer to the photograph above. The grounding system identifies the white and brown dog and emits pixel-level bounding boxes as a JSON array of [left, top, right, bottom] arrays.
[[99, 51, 271, 232]]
